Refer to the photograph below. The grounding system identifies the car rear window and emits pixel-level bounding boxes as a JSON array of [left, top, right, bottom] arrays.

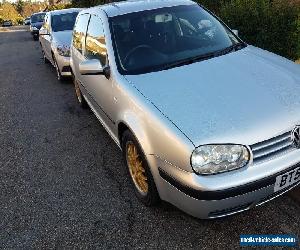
[[31, 13, 45, 23], [51, 12, 79, 32]]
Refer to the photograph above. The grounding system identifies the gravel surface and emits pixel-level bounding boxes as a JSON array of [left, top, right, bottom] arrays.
[[0, 26, 299, 249]]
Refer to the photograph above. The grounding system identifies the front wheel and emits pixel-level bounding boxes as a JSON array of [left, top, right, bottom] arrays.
[[73, 74, 87, 108], [121, 130, 160, 206]]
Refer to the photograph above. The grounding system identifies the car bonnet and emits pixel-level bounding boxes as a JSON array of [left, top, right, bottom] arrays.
[[125, 46, 300, 146]]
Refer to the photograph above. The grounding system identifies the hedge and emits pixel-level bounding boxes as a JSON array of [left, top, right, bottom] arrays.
[[199, 0, 300, 60]]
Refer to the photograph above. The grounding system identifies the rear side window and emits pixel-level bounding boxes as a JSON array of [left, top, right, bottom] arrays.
[[85, 15, 107, 66], [73, 14, 90, 54]]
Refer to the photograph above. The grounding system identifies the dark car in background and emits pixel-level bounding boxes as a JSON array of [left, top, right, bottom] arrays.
[[24, 17, 31, 25], [30, 12, 46, 40], [2, 20, 13, 27]]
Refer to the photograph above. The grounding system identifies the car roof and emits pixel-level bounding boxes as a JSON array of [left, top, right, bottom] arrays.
[[31, 12, 46, 17], [49, 8, 83, 16], [84, 0, 195, 17]]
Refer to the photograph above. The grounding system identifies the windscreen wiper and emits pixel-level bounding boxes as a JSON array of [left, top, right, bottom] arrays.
[[162, 43, 246, 71], [216, 42, 246, 56], [162, 52, 217, 70]]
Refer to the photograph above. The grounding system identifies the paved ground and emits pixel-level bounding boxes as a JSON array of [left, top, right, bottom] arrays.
[[0, 26, 299, 249]]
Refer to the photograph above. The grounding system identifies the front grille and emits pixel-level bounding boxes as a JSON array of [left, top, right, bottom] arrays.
[[251, 131, 295, 164]]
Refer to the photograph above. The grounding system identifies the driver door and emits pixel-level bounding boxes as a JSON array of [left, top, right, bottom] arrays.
[[82, 15, 114, 127]]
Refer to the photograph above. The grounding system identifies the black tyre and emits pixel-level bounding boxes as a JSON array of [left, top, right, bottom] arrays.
[[42, 49, 49, 64], [121, 130, 160, 206], [73, 74, 88, 108]]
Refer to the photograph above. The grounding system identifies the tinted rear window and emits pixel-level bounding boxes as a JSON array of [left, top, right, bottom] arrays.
[[31, 13, 45, 23], [51, 12, 79, 32]]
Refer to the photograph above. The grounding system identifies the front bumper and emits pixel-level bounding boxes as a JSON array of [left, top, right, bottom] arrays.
[[151, 150, 300, 219]]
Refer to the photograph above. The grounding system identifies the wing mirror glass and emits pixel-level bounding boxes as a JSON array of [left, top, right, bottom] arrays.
[[39, 28, 49, 36], [79, 59, 104, 75]]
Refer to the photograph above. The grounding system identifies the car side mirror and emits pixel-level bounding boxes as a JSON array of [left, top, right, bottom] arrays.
[[232, 29, 239, 36], [79, 59, 104, 75], [39, 28, 49, 36]]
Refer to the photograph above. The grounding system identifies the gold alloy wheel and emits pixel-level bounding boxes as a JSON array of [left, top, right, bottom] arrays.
[[74, 78, 82, 103], [126, 142, 148, 195], [54, 59, 61, 80]]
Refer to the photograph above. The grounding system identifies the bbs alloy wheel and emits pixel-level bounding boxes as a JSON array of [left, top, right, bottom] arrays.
[[122, 130, 160, 206], [126, 141, 149, 195], [73, 75, 87, 108]]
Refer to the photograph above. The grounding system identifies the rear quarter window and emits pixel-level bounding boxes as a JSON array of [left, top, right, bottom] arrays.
[[72, 14, 90, 54]]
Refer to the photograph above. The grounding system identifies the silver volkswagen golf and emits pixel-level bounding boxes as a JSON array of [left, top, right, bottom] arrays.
[[40, 8, 82, 81], [70, 0, 300, 219]]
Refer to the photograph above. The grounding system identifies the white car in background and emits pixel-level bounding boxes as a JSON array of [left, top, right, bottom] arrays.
[[39, 8, 82, 81]]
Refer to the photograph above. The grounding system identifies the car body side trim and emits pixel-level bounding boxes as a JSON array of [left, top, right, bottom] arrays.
[[158, 164, 300, 200]]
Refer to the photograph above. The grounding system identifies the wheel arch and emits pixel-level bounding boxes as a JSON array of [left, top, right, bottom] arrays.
[[117, 115, 153, 156], [117, 117, 162, 195]]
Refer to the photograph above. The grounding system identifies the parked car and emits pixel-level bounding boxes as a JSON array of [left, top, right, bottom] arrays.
[[2, 20, 13, 27], [30, 12, 46, 40], [39, 8, 81, 81], [70, 0, 300, 219], [24, 17, 31, 25]]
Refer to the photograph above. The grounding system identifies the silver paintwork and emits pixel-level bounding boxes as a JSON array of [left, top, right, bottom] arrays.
[[126, 46, 300, 148], [70, 0, 300, 219], [79, 59, 104, 75], [39, 8, 82, 77]]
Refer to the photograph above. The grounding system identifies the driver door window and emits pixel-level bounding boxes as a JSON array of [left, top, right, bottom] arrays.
[[85, 15, 107, 66], [82, 15, 113, 126]]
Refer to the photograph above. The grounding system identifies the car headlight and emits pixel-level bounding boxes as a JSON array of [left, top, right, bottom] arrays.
[[191, 144, 250, 175], [56, 45, 70, 57]]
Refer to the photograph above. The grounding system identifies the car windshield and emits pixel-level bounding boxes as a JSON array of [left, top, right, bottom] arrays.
[[110, 4, 243, 75], [51, 12, 79, 32], [31, 13, 45, 23]]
